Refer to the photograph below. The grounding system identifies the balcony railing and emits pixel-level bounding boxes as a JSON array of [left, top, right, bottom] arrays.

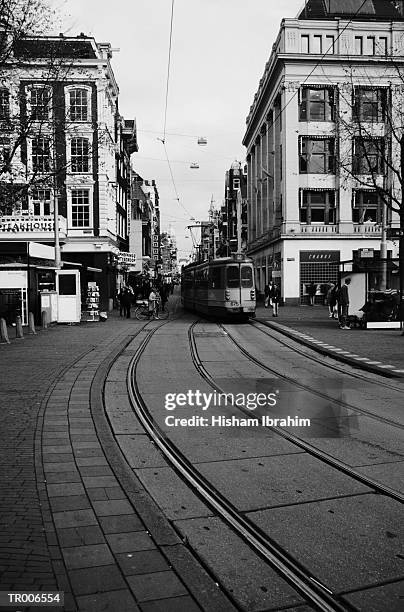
[[353, 224, 382, 234], [300, 224, 338, 234], [0, 215, 67, 238]]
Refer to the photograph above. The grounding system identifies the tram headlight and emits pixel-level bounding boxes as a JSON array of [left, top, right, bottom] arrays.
[[250, 290, 255, 300]]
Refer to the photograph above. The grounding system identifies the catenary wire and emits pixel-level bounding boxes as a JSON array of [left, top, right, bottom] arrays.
[[163, 0, 175, 143]]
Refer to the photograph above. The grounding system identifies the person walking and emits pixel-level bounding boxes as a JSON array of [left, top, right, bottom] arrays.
[[269, 281, 280, 317], [121, 287, 133, 319], [339, 277, 351, 329], [160, 284, 169, 312], [264, 284, 270, 308], [307, 282, 317, 306], [327, 282, 338, 319]]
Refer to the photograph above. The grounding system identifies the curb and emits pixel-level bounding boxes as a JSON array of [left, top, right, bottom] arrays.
[[255, 317, 404, 379]]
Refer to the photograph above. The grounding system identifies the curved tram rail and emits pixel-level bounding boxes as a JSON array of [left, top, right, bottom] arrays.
[[127, 321, 359, 612], [215, 323, 404, 504]]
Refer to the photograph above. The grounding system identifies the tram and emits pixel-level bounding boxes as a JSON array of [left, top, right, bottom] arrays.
[[181, 254, 256, 319]]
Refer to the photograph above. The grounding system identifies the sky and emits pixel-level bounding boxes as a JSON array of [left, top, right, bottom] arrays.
[[55, 0, 304, 259]]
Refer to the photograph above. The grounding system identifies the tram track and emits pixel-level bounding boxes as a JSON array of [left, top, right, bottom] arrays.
[[222, 322, 404, 432], [211, 322, 404, 504], [251, 319, 404, 393], [125, 319, 363, 612]]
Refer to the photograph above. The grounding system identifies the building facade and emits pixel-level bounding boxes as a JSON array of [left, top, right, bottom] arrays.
[[243, 1, 402, 304], [218, 161, 248, 257], [0, 32, 136, 316]]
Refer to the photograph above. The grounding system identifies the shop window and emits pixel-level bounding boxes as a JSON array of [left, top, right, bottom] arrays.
[[0, 88, 10, 120], [353, 138, 384, 174], [300, 88, 334, 121], [70, 137, 90, 173], [299, 137, 335, 173], [353, 88, 386, 123], [71, 189, 90, 227], [69, 88, 89, 122], [32, 136, 51, 173], [30, 86, 51, 121], [300, 190, 336, 224], [352, 191, 382, 223]]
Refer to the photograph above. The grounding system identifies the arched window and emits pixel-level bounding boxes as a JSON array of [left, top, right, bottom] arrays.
[[69, 89, 89, 121], [71, 137, 90, 173]]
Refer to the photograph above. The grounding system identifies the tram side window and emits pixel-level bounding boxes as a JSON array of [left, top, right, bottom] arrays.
[[209, 267, 222, 289], [241, 266, 253, 288], [226, 266, 240, 288]]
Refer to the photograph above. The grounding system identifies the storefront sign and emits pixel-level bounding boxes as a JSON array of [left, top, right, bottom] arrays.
[[300, 251, 340, 263], [118, 252, 136, 266], [0, 219, 54, 232]]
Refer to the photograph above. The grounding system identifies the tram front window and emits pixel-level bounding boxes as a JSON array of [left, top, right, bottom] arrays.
[[227, 266, 240, 288], [241, 266, 253, 288]]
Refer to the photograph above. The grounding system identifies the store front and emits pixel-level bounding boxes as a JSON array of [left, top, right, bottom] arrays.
[[300, 250, 340, 305]]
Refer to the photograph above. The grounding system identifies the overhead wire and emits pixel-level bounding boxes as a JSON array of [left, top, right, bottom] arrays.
[[163, 0, 175, 144], [273, 0, 370, 127]]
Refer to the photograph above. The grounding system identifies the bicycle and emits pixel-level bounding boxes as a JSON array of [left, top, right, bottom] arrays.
[[134, 300, 169, 321]]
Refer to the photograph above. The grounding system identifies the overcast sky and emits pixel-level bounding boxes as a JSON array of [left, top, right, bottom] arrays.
[[57, 0, 304, 258]]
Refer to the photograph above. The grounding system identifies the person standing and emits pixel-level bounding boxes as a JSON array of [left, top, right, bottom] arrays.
[[269, 281, 280, 317], [148, 286, 159, 319], [264, 284, 270, 308], [121, 287, 133, 319], [339, 277, 351, 329], [307, 282, 317, 306]]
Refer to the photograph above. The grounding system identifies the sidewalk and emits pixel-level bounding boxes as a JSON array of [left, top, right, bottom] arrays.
[[255, 302, 404, 377], [0, 309, 230, 612]]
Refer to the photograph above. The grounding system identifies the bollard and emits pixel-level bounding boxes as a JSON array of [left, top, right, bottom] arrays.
[[16, 316, 24, 339], [28, 312, 37, 335], [0, 318, 10, 344], [41, 310, 48, 329]]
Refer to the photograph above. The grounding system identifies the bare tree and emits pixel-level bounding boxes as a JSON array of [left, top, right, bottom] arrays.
[[336, 58, 404, 322]]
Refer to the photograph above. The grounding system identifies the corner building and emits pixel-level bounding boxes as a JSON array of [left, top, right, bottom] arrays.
[[243, 0, 402, 304]]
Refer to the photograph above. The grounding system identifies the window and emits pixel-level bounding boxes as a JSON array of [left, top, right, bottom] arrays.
[[353, 138, 384, 174], [241, 265, 253, 288], [0, 136, 11, 169], [354, 88, 386, 123], [301, 35, 309, 53], [30, 87, 51, 121], [32, 136, 51, 173], [325, 35, 335, 54], [355, 36, 363, 55], [352, 191, 382, 223], [299, 138, 335, 174], [377, 37, 388, 55], [366, 36, 375, 55], [300, 190, 336, 224], [300, 88, 334, 121], [71, 189, 90, 227], [69, 89, 89, 121], [209, 267, 222, 289], [0, 88, 10, 120], [312, 35, 322, 54], [226, 265, 240, 288], [32, 189, 52, 216], [233, 178, 240, 190], [70, 137, 90, 173]]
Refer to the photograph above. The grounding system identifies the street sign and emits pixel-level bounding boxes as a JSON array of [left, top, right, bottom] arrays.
[[359, 248, 374, 258]]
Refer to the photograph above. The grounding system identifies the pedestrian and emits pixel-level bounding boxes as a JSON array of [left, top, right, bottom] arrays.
[[269, 281, 280, 317], [117, 287, 125, 316], [264, 284, 270, 308], [339, 277, 351, 329], [148, 286, 159, 319], [307, 282, 317, 306], [160, 284, 169, 312], [327, 282, 338, 319], [121, 286, 133, 319]]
